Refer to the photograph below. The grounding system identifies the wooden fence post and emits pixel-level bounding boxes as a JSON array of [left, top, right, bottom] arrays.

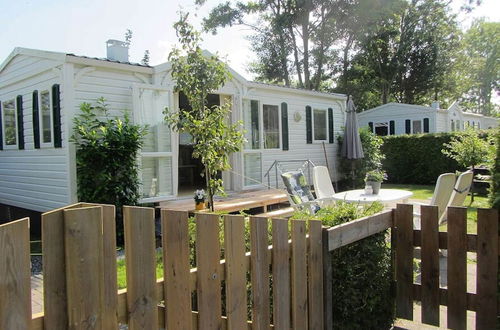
[[447, 207, 467, 330], [308, 219, 324, 330], [64, 206, 105, 330], [322, 226, 333, 330], [395, 203, 414, 320], [272, 218, 290, 329], [196, 213, 222, 330], [162, 210, 192, 330], [224, 215, 248, 329], [0, 218, 31, 330], [476, 208, 498, 330], [420, 205, 440, 326], [292, 219, 308, 329], [250, 216, 271, 330], [123, 206, 158, 330]]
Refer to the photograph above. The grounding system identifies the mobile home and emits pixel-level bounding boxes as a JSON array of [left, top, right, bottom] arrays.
[[358, 101, 498, 136], [0, 43, 347, 215]]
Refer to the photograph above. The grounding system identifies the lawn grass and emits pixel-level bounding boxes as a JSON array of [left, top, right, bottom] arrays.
[[116, 251, 164, 289], [384, 183, 489, 234]]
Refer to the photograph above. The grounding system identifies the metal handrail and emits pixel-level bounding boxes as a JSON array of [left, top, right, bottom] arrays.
[[263, 159, 316, 189]]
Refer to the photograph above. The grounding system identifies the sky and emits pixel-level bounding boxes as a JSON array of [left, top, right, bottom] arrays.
[[0, 0, 499, 81]]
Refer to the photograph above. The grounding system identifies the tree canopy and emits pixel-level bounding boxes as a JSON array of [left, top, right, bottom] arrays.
[[200, 0, 498, 113]]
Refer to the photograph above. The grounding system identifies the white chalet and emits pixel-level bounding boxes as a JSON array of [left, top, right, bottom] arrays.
[[358, 101, 498, 136], [0, 44, 347, 214]]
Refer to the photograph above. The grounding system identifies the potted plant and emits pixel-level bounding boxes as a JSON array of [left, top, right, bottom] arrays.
[[365, 169, 387, 194], [194, 189, 206, 210]]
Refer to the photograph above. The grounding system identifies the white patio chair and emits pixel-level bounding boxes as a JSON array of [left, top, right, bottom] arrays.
[[413, 173, 456, 229], [440, 170, 473, 224], [313, 166, 336, 199]]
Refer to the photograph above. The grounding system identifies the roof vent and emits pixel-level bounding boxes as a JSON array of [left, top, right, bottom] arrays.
[[431, 101, 440, 109], [106, 39, 129, 62]]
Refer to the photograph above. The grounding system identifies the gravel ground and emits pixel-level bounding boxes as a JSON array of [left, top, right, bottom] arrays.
[[31, 255, 42, 275]]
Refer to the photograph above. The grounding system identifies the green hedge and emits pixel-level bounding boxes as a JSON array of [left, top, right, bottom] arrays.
[[381, 133, 464, 184]]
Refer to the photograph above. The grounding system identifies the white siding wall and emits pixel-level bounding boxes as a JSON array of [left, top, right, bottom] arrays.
[[358, 104, 437, 135], [243, 88, 345, 189], [0, 55, 68, 212]]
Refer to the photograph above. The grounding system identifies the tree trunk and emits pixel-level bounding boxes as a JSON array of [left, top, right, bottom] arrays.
[[289, 27, 304, 88]]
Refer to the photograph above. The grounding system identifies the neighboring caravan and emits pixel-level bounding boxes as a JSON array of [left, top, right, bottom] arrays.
[[0, 44, 346, 214], [358, 101, 498, 136]]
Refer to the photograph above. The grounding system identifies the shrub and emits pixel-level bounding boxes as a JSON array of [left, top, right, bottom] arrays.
[[72, 98, 147, 243], [442, 128, 495, 170], [292, 201, 393, 329], [338, 128, 385, 188], [382, 133, 462, 184], [382, 130, 495, 184]]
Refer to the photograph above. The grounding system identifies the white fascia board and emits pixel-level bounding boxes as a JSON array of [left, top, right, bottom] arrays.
[[66, 55, 153, 74], [246, 81, 347, 101], [0, 47, 66, 74]]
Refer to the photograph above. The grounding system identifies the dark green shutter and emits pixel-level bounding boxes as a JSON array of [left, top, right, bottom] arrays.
[[250, 100, 259, 149], [405, 119, 411, 134], [306, 106, 312, 144], [423, 118, 429, 133], [0, 102, 3, 150], [281, 102, 289, 151], [33, 91, 40, 149], [368, 122, 373, 132], [389, 120, 395, 135], [52, 84, 62, 148], [328, 108, 334, 143], [16, 95, 24, 150]]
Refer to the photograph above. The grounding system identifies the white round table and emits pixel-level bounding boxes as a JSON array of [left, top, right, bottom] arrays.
[[331, 189, 413, 204]]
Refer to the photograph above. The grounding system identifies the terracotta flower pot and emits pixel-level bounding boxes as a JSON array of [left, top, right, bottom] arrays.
[[195, 201, 206, 210]]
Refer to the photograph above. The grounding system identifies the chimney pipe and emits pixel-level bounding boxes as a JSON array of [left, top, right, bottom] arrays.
[[106, 39, 129, 62]]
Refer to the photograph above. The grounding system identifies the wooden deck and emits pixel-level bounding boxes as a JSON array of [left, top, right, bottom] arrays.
[[158, 189, 288, 214]]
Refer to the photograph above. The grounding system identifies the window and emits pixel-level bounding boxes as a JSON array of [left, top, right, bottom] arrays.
[[40, 90, 52, 144], [412, 120, 422, 133], [2, 99, 17, 147], [451, 120, 455, 131], [136, 88, 173, 201], [374, 122, 389, 136], [313, 109, 327, 141], [263, 104, 280, 149]]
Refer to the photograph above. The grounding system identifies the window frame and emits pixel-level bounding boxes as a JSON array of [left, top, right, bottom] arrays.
[[312, 108, 328, 142], [2, 98, 18, 149], [261, 102, 281, 150], [412, 119, 422, 134], [38, 88, 54, 148], [374, 121, 389, 136]]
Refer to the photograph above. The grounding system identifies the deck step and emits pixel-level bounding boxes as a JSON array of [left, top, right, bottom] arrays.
[[257, 207, 295, 218]]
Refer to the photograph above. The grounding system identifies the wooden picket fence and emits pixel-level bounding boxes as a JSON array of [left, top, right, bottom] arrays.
[[394, 204, 499, 330], [0, 202, 498, 329], [0, 202, 325, 329]]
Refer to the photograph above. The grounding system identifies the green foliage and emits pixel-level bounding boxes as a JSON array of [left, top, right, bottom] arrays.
[[382, 132, 464, 184], [338, 128, 385, 188], [442, 128, 495, 169], [165, 13, 244, 211], [489, 127, 500, 209], [365, 169, 387, 182], [165, 13, 245, 211], [293, 201, 393, 329], [459, 20, 500, 115], [72, 98, 147, 243]]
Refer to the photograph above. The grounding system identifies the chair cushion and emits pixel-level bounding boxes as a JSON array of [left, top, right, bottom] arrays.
[[281, 170, 320, 213]]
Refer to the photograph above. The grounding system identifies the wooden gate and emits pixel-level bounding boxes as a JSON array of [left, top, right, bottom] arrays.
[[394, 204, 498, 329]]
